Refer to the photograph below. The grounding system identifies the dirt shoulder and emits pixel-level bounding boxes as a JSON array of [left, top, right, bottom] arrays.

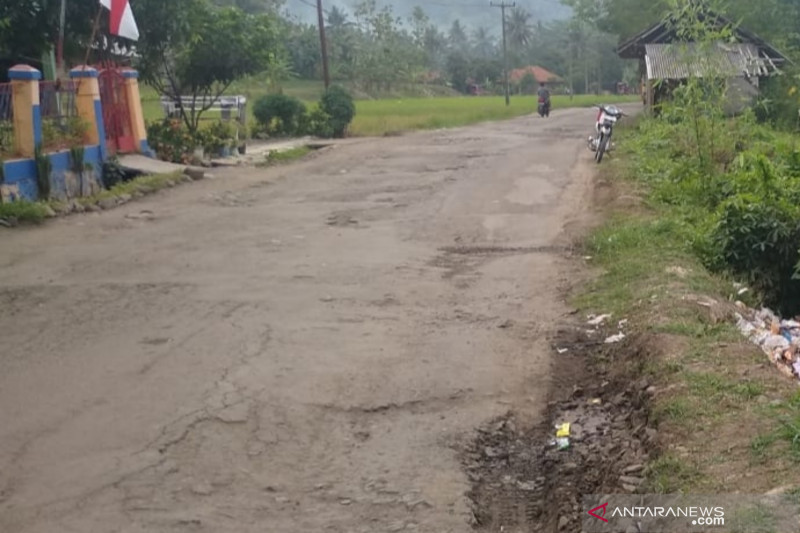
[[461, 135, 800, 532]]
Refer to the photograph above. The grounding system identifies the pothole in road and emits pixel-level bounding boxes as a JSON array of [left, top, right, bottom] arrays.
[[463, 328, 656, 532]]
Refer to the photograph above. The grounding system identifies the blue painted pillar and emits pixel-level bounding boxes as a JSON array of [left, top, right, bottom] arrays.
[[69, 66, 107, 161], [8, 65, 42, 158]]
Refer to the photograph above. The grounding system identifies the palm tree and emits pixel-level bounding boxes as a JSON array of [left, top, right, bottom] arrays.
[[472, 26, 496, 58], [506, 7, 534, 50], [326, 5, 350, 31]]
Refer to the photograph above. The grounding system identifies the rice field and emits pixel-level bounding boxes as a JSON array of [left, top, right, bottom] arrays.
[[348, 94, 639, 136], [140, 81, 639, 137]]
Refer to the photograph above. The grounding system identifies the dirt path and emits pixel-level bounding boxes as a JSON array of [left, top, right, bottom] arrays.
[[0, 108, 600, 533]]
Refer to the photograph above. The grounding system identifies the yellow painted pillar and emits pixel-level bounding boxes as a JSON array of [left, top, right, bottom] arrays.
[[120, 68, 150, 154], [8, 65, 42, 158], [69, 66, 103, 155]]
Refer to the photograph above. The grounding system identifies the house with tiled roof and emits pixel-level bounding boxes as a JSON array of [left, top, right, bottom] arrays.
[[509, 66, 564, 86]]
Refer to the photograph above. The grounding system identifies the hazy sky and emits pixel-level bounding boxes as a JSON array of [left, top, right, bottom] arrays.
[[286, 0, 571, 30]]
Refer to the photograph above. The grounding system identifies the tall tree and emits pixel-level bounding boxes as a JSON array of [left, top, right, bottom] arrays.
[[133, 0, 279, 130], [561, 0, 667, 40], [0, 1, 99, 78], [472, 26, 496, 59], [448, 20, 468, 49], [423, 25, 448, 69], [327, 5, 350, 30], [409, 6, 430, 48], [506, 7, 534, 50]]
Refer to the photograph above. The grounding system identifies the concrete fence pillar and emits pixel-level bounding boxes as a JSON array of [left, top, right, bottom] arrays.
[[120, 68, 152, 155], [8, 65, 42, 158], [69, 66, 106, 159]]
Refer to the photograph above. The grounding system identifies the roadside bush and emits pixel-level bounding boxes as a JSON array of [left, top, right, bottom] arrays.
[[147, 119, 197, 163], [755, 68, 800, 131], [709, 192, 800, 314], [625, 112, 800, 314], [101, 156, 129, 189], [303, 107, 334, 138], [253, 94, 307, 136], [41, 117, 89, 152], [196, 120, 237, 156], [320, 85, 355, 138]]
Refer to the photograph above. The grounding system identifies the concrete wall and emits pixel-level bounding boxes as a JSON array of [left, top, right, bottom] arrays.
[[1, 64, 152, 202], [2, 145, 103, 202]]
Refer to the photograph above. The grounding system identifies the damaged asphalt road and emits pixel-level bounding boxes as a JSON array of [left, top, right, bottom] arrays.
[[0, 107, 601, 532]]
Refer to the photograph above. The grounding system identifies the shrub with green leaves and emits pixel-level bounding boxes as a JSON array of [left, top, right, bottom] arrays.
[[197, 120, 236, 156], [102, 157, 129, 189], [147, 119, 197, 163], [709, 192, 800, 314], [253, 94, 307, 136], [320, 86, 355, 138], [304, 108, 334, 138]]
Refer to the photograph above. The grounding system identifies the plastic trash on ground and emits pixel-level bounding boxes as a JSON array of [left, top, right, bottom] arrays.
[[587, 314, 612, 326], [604, 333, 626, 344], [735, 305, 800, 383]]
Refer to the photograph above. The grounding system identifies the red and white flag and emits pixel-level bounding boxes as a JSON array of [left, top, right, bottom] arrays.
[[99, 0, 139, 41]]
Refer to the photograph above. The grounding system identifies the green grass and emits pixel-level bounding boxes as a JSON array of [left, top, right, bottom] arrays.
[[77, 171, 184, 207], [348, 94, 637, 136], [577, 123, 800, 493], [140, 82, 639, 137], [751, 392, 800, 462], [258, 146, 312, 167], [646, 454, 705, 493], [0, 200, 49, 224]]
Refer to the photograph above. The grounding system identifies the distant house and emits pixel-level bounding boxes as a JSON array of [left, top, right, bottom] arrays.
[[509, 66, 564, 93], [617, 13, 788, 114]]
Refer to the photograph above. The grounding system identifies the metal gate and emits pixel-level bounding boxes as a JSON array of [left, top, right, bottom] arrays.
[[98, 67, 135, 154]]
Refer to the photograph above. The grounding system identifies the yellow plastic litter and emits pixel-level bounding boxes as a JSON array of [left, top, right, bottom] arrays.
[[556, 423, 570, 438], [589, 398, 602, 405]]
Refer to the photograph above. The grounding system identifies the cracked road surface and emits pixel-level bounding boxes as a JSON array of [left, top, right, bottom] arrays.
[[1, 108, 598, 532]]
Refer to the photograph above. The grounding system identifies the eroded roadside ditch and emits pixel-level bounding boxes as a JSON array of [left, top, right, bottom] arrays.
[[463, 316, 659, 532]]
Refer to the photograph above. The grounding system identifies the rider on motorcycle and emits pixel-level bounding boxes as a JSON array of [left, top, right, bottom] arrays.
[[537, 82, 551, 106]]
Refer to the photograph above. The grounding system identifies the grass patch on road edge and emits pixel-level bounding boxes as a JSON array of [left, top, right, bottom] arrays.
[[258, 146, 312, 167], [576, 126, 800, 494], [0, 200, 49, 224], [1, 171, 187, 226]]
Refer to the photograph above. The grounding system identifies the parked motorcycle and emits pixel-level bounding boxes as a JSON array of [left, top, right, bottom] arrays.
[[538, 97, 551, 118], [588, 104, 624, 163]]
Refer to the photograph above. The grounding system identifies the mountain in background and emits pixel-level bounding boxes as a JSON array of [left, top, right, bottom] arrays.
[[287, 0, 571, 31]]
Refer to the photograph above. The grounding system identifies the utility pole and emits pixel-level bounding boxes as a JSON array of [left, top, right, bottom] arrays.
[[317, 0, 331, 89], [57, 0, 67, 76], [491, 1, 515, 106]]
